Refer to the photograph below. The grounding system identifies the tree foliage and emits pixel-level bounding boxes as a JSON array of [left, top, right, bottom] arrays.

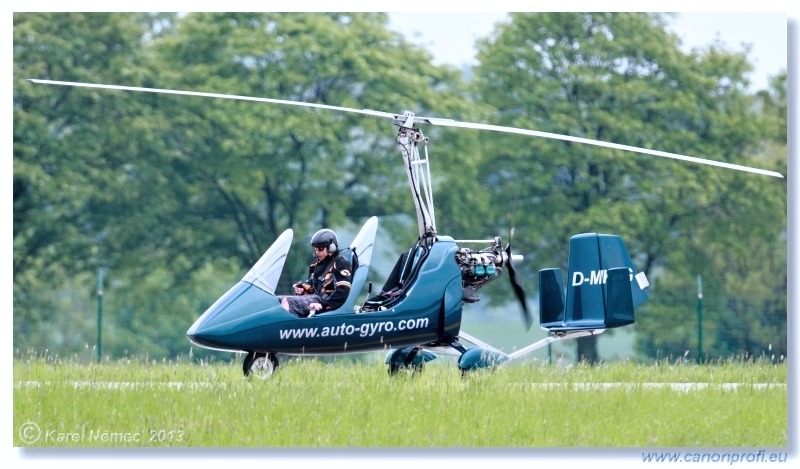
[[13, 12, 786, 362], [13, 12, 471, 358], [471, 13, 786, 362]]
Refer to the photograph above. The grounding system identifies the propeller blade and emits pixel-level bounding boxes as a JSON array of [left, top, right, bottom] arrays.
[[423, 117, 784, 179], [27, 79, 410, 125], [504, 243, 532, 331]]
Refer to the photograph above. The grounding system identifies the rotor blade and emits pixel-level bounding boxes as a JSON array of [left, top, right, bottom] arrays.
[[424, 117, 784, 178], [504, 243, 532, 331], [30, 79, 782, 178], [27, 79, 407, 124]]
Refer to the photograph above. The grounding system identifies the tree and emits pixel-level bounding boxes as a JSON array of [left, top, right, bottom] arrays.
[[470, 12, 786, 362], [637, 73, 787, 362], [14, 12, 169, 354], [13, 12, 474, 358], [15, 12, 785, 362], [144, 13, 474, 278]]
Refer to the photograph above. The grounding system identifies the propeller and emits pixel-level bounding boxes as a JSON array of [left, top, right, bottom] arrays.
[[504, 229, 532, 331], [28, 79, 784, 178]]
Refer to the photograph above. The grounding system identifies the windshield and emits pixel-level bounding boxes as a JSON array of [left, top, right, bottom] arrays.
[[241, 229, 293, 294]]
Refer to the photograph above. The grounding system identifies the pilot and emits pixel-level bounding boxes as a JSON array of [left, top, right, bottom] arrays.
[[279, 228, 353, 317]]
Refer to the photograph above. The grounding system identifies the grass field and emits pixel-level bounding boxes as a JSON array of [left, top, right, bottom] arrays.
[[13, 352, 787, 448]]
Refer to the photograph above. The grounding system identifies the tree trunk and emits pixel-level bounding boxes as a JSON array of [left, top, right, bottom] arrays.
[[576, 335, 599, 365]]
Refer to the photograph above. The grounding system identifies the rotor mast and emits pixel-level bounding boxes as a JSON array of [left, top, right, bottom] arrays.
[[396, 112, 436, 239]]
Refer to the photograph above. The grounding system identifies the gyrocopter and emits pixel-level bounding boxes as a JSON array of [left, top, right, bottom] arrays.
[[30, 79, 784, 378]]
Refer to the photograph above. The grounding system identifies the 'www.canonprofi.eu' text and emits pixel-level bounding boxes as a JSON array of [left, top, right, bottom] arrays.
[[642, 450, 788, 464]]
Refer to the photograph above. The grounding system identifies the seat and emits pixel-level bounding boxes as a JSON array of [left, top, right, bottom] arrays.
[[361, 242, 429, 312], [336, 217, 379, 313]]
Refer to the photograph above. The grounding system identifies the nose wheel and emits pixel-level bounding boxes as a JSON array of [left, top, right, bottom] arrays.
[[243, 351, 279, 379]]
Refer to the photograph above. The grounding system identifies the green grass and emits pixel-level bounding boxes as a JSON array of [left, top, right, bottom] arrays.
[[13, 353, 787, 448]]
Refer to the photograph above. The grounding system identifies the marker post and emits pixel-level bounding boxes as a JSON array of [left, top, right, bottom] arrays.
[[697, 275, 703, 364]]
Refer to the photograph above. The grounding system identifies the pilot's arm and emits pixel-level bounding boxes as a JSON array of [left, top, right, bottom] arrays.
[[293, 264, 316, 295], [293, 281, 313, 295]]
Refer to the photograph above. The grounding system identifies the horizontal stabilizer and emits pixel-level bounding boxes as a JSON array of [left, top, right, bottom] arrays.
[[538, 233, 647, 332]]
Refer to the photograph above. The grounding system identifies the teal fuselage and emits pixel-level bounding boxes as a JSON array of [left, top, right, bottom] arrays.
[[188, 238, 463, 354]]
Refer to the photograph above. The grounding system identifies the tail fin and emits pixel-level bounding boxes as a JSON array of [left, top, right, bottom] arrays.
[[539, 233, 648, 331]]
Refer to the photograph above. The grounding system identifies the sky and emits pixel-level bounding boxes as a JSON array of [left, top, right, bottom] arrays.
[[387, 11, 787, 93]]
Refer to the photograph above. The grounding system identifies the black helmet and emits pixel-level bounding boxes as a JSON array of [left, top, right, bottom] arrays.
[[310, 228, 338, 253]]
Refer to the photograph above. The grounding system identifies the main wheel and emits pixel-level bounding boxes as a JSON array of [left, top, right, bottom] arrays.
[[387, 362, 423, 377], [243, 351, 279, 379]]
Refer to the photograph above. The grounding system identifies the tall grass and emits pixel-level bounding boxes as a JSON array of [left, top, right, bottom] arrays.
[[13, 352, 787, 448]]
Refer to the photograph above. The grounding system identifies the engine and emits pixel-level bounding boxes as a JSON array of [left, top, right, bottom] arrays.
[[454, 236, 522, 302]]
